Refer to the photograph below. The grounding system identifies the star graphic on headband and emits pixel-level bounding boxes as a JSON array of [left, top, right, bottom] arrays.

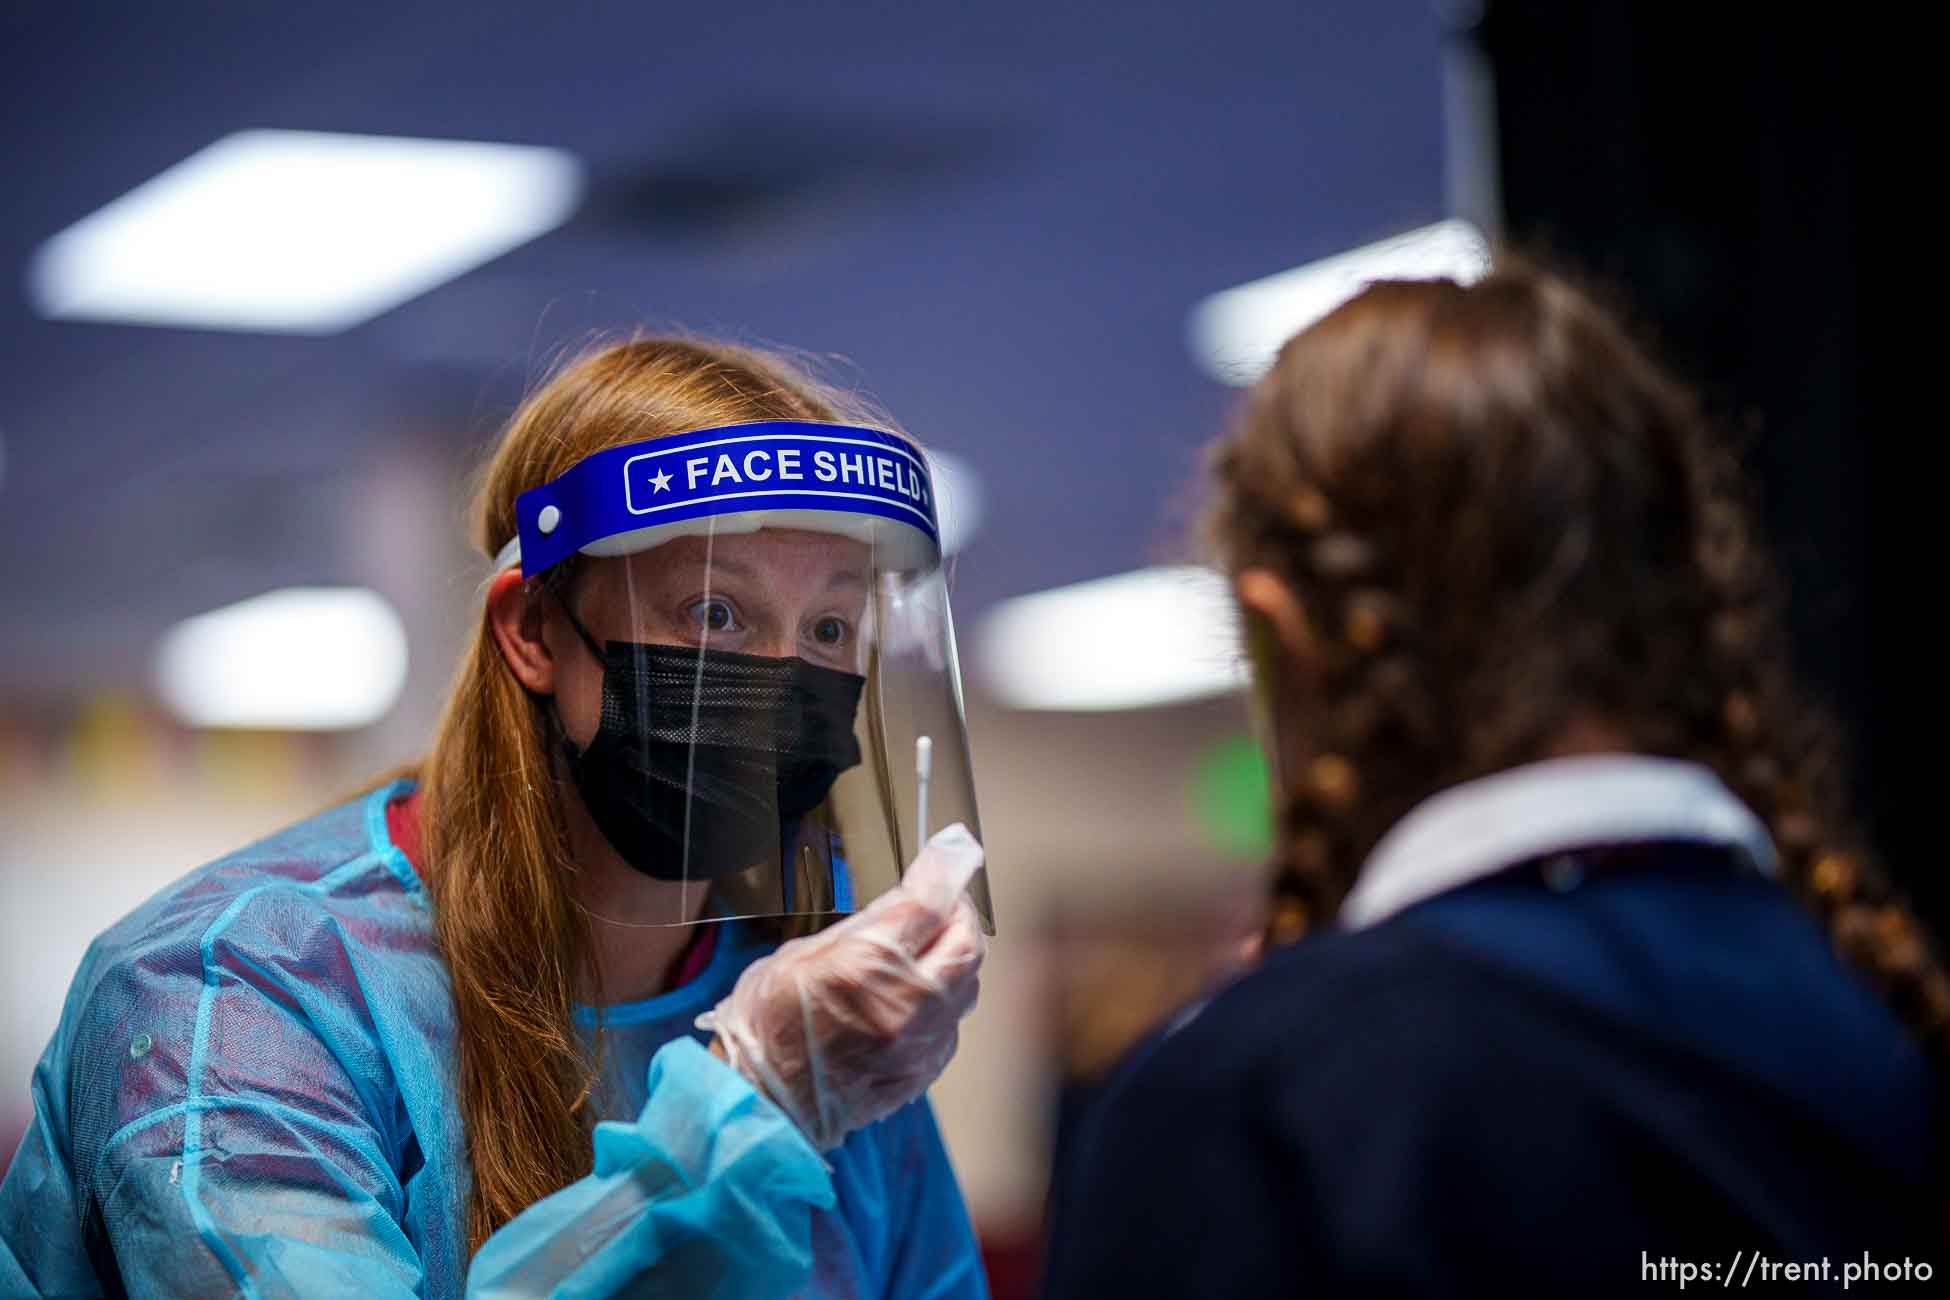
[[649, 467, 673, 493]]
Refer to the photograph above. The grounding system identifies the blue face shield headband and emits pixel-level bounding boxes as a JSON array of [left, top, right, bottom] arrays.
[[496, 420, 992, 933], [494, 420, 940, 578]]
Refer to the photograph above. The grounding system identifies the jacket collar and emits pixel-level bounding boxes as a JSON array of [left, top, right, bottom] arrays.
[[1339, 754, 1778, 931]]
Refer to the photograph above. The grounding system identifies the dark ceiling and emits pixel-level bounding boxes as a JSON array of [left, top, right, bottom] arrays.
[[0, 0, 1445, 697]]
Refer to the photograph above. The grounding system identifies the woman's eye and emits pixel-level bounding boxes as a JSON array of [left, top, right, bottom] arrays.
[[688, 599, 738, 633], [812, 617, 847, 645]]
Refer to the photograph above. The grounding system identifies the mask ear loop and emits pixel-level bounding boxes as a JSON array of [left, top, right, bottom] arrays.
[[541, 582, 607, 770], [546, 584, 608, 664]]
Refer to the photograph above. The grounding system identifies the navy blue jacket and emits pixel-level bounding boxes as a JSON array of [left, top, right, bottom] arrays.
[[1042, 847, 1944, 1297]]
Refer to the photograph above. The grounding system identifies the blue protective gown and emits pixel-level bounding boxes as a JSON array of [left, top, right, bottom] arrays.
[[0, 780, 986, 1299]]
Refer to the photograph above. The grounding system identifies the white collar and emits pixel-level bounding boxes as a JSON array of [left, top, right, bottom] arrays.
[[1338, 754, 1779, 932]]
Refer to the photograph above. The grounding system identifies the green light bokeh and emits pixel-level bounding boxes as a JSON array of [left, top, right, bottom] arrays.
[[1189, 732, 1274, 859]]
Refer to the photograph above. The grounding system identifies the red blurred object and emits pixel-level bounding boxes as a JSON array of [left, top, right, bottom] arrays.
[[980, 1226, 1045, 1300], [0, 1115, 24, 1183]]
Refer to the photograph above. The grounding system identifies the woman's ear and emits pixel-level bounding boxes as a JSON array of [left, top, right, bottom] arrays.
[[1233, 568, 1316, 662], [486, 570, 556, 695], [1233, 567, 1319, 790]]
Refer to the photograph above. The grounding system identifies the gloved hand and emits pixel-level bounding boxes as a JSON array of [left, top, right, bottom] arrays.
[[697, 824, 988, 1151]]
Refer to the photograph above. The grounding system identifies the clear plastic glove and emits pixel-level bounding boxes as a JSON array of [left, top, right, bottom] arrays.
[[697, 824, 988, 1151]]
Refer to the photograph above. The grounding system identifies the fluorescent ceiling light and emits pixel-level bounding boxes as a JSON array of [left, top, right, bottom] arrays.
[[155, 587, 409, 730], [1188, 218, 1491, 385], [926, 448, 985, 556], [974, 565, 1248, 710], [29, 129, 583, 334]]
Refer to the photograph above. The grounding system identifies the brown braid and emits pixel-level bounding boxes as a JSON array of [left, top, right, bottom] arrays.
[[1204, 260, 1950, 1056]]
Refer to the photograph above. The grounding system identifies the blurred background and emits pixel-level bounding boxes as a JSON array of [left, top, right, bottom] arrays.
[[0, 2, 1892, 1295]]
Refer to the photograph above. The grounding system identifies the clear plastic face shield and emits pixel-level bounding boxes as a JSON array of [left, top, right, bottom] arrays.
[[498, 421, 993, 932]]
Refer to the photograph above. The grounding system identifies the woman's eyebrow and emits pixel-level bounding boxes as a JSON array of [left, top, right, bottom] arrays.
[[670, 551, 867, 589], [691, 555, 758, 583]]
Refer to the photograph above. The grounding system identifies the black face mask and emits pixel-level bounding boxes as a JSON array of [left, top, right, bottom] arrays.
[[552, 603, 867, 881]]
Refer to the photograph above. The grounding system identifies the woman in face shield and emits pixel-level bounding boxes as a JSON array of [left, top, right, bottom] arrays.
[[0, 339, 992, 1299], [1042, 265, 1948, 1296]]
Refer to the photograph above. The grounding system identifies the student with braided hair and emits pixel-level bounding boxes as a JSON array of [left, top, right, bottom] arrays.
[[1043, 263, 1945, 1297]]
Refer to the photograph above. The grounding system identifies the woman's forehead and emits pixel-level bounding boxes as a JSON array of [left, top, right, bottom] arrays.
[[604, 528, 874, 591]]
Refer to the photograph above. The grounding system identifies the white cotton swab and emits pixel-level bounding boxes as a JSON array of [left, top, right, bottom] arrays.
[[915, 735, 933, 847]]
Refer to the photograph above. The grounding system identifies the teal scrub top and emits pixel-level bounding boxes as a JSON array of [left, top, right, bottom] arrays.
[[0, 781, 986, 1299]]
